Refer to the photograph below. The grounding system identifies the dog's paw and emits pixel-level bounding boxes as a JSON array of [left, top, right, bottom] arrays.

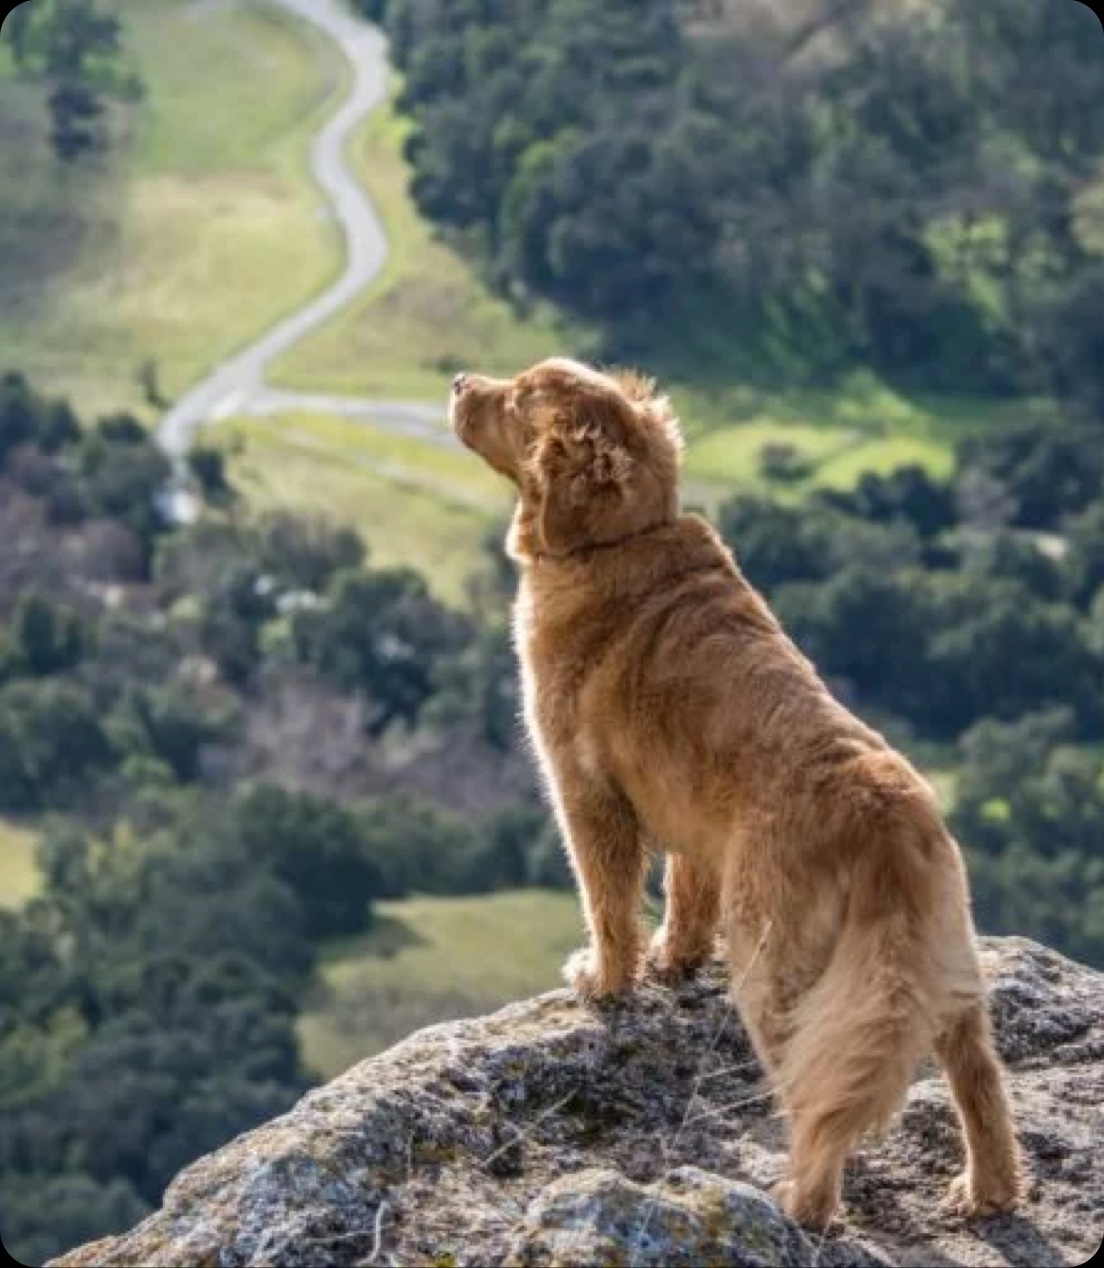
[[562, 947, 635, 1001], [771, 1179, 838, 1232], [644, 930, 709, 985], [769, 1179, 793, 1210], [941, 1170, 1021, 1219]]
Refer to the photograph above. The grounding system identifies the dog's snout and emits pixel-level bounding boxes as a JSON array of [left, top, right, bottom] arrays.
[[452, 372, 469, 394]]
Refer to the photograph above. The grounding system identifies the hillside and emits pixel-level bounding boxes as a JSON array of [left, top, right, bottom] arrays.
[[49, 939, 1104, 1268], [0, 0, 344, 418]]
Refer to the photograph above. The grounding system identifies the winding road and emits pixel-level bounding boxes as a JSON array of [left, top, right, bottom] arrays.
[[157, 0, 450, 478]]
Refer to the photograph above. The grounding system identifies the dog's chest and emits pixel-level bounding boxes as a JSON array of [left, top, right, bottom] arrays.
[[512, 584, 591, 743]]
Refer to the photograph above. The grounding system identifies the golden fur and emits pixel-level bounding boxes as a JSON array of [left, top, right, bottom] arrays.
[[449, 358, 1022, 1229]]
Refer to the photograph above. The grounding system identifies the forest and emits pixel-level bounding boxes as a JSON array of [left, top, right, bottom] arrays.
[[0, 372, 558, 1264], [362, 0, 1104, 404]]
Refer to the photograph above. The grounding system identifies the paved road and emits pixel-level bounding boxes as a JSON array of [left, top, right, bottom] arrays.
[[157, 0, 449, 482]]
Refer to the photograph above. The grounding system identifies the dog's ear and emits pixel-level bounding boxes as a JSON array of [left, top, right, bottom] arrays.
[[530, 388, 636, 556], [610, 368, 684, 459]]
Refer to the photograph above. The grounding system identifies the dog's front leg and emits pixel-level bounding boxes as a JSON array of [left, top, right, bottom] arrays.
[[552, 774, 646, 1000]]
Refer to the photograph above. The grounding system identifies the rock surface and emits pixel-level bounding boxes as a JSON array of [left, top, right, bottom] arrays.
[[51, 938, 1103, 1267]]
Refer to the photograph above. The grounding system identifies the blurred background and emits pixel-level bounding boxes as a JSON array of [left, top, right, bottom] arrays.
[[1, 0, 1103, 1260]]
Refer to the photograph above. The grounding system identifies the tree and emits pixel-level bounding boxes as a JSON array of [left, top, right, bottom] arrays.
[[1063, 501, 1104, 608], [816, 466, 956, 539], [186, 446, 232, 505], [0, 680, 115, 811], [112, 685, 231, 784], [957, 531, 1063, 604], [3, 592, 87, 679], [774, 566, 930, 720], [956, 420, 1104, 531], [77, 422, 172, 556], [356, 795, 479, 898], [232, 785, 382, 938], [952, 710, 1104, 967], [291, 568, 466, 734], [0, 372, 79, 467], [253, 512, 365, 595], [0, 1173, 149, 1268], [923, 579, 1102, 736], [6, 0, 141, 163], [425, 624, 520, 751], [377, 0, 1104, 397]]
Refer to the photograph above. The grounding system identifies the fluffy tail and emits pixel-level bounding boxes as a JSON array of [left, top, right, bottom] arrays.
[[776, 829, 942, 1158]]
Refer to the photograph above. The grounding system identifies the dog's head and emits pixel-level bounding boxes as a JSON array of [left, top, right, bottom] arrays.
[[449, 357, 683, 559]]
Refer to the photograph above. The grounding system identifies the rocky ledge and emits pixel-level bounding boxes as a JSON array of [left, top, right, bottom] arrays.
[[52, 938, 1103, 1267]]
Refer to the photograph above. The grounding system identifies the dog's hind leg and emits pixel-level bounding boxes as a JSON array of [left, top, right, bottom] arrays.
[[553, 775, 647, 999], [648, 854, 720, 982], [936, 999, 1022, 1216]]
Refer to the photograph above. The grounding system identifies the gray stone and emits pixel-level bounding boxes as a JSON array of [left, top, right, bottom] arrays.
[[50, 939, 1104, 1268], [509, 1167, 890, 1266]]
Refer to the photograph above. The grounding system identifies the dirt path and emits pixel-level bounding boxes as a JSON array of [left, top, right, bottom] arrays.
[[157, 0, 449, 483]]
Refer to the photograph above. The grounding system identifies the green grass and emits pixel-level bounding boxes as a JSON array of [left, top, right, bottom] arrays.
[[0, 0, 345, 418], [298, 890, 584, 1078], [271, 94, 587, 399], [0, 819, 39, 909], [221, 413, 510, 605], [217, 386, 956, 600], [673, 368, 1017, 495]]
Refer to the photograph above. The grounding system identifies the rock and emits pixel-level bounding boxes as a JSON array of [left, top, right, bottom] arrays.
[[509, 1167, 891, 1266], [50, 938, 1104, 1268]]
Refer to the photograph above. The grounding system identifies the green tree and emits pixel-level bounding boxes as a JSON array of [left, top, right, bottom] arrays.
[[952, 710, 1104, 966], [232, 785, 382, 938], [3, 592, 87, 679], [0, 1174, 149, 1268], [77, 420, 172, 556], [378, 0, 1104, 397], [0, 680, 115, 811], [111, 685, 231, 784], [252, 512, 365, 595], [0, 372, 79, 467], [5, 0, 141, 162], [1063, 501, 1104, 608], [291, 568, 465, 734]]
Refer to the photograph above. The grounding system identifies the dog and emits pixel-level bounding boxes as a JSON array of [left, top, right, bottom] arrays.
[[449, 356, 1022, 1230]]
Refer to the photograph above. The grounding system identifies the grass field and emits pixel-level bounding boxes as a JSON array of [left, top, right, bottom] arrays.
[[0, 0, 344, 419], [221, 412, 510, 604], [0, 818, 39, 909], [298, 890, 585, 1078]]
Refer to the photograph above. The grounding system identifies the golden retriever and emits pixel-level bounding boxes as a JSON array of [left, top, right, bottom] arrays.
[[449, 357, 1021, 1229]]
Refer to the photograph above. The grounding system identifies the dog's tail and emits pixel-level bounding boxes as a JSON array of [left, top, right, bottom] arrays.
[[775, 816, 943, 1153]]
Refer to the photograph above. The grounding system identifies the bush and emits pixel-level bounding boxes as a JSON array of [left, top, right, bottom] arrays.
[[2, 592, 87, 679], [0, 1173, 149, 1268], [232, 785, 382, 938], [758, 442, 812, 484], [0, 680, 115, 811], [291, 568, 466, 733]]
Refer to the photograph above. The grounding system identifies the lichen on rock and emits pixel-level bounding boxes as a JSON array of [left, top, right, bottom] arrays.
[[50, 938, 1104, 1267]]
